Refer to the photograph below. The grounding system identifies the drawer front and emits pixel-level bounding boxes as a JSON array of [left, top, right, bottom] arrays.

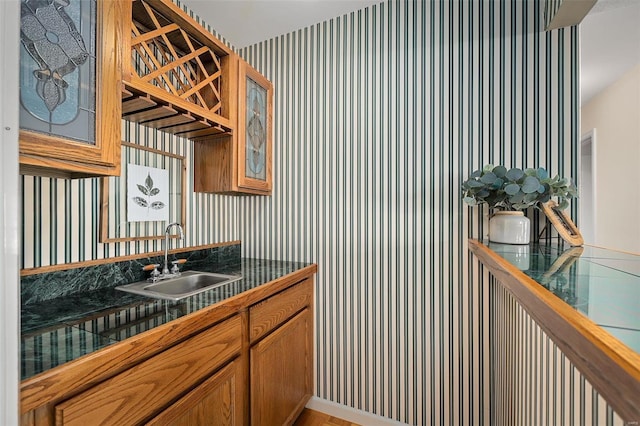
[[249, 278, 313, 343], [55, 315, 242, 426], [146, 358, 244, 426]]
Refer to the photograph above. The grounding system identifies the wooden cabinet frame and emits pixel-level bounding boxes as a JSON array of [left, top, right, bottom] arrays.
[[236, 59, 273, 193], [194, 57, 273, 195], [19, 0, 126, 178]]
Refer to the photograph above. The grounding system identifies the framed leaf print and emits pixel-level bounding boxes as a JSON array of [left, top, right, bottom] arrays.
[[126, 164, 169, 222], [237, 59, 273, 193], [100, 141, 186, 243]]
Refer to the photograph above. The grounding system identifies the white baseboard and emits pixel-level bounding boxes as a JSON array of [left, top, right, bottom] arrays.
[[305, 397, 406, 426]]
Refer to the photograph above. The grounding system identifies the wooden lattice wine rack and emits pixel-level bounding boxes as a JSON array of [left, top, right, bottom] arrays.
[[122, 0, 234, 139]]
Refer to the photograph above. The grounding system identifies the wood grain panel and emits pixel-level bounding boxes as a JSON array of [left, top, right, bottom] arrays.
[[251, 309, 313, 426], [122, 95, 157, 113], [469, 239, 640, 422], [194, 135, 236, 193], [55, 315, 241, 425], [250, 277, 313, 343], [294, 409, 360, 426], [146, 358, 244, 426]]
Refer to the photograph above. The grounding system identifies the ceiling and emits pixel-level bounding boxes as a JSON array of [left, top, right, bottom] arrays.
[[580, 0, 640, 105], [181, 0, 640, 105], [180, 0, 383, 48]]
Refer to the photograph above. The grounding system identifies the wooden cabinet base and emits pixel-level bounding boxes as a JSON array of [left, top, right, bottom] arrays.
[[248, 277, 314, 426]]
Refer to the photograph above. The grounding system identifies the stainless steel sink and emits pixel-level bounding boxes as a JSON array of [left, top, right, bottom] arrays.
[[115, 270, 242, 301]]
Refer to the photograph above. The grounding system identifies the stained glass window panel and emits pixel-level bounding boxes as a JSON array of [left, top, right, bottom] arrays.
[[19, 0, 97, 145], [245, 76, 267, 181]]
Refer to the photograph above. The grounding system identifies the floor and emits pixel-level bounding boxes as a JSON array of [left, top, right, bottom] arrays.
[[294, 408, 360, 426]]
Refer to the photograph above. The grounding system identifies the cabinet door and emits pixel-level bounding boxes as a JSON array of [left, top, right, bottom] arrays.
[[55, 315, 241, 425], [236, 59, 272, 194], [251, 309, 312, 426], [19, 0, 126, 178], [146, 358, 244, 426], [193, 57, 273, 196]]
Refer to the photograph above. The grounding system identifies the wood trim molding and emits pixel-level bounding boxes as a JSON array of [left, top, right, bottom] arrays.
[[20, 240, 241, 277], [469, 239, 640, 422]]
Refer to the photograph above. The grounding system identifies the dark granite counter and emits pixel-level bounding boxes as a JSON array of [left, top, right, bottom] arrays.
[[21, 256, 311, 380], [470, 239, 640, 422], [485, 241, 640, 354]]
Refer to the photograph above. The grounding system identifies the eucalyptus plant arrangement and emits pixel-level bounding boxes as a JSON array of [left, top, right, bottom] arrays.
[[461, 165, 577, 211]]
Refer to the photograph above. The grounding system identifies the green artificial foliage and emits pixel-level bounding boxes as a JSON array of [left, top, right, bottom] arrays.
[[462, 165, 578, 211]]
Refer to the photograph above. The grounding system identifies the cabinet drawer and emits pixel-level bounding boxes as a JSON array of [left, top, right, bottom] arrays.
[[147, 358, 244, 426], [250, 278, 313, 343], [55, 315, 241, 425]]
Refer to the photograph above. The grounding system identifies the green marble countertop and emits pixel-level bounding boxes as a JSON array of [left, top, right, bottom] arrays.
[[486, 241, 640, 354], [21, 258, 311, 380]]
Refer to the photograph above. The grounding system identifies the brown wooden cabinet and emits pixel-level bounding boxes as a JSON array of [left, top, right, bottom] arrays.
[[118, 0, 272, 195], [249, 278, 314, 425], [194, 57, 273, 195], [251, 309, 313, 425], [121, 0, 234, 138], [20, 265, 317, 426], [55, 315, 242, 425], [147, 358, 244, 426], [19, 0, 127, 178]]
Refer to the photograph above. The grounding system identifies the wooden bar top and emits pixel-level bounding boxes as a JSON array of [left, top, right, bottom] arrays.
[[469, 239, 640, 423]]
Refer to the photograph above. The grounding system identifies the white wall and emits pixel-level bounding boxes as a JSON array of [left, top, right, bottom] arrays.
[[581, 64, 640, 253], [0, 1, 21, 424]]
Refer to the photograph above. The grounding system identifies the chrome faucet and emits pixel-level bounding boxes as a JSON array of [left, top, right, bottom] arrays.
[[163, 222, 184, 276]]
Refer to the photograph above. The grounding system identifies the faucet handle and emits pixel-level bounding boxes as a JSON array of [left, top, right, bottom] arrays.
[[143, 264, 161, 281], [170, 259, 187, 274]]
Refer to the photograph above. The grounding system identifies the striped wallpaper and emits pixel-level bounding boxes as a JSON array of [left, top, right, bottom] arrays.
[[19, 0, 615, 425], [490, 276, 625, 425], [238, 0, 579, 424], [21, 119, 240, 269]]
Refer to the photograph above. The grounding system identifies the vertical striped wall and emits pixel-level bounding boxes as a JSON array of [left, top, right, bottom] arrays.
[[19, 0, 587, 424], [21, 119, 240, 269], [490, 276, 625, 425], [239, 1, 578, 424]]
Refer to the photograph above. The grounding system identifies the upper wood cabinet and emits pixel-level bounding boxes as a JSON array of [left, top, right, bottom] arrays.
[[194, 57, 273, 195], [120, 0, 235, 139], [19, 0, 127, 178]]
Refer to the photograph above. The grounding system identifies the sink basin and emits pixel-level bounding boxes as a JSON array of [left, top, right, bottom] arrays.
[[116, 270, 242, 301]]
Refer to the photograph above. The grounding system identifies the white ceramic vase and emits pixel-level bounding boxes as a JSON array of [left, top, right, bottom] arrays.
[[489, 211, 531, 244]]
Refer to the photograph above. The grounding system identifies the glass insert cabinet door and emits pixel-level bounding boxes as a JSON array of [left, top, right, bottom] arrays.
[[18, 0, 125, 178], [237, 59, 272, 193]]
